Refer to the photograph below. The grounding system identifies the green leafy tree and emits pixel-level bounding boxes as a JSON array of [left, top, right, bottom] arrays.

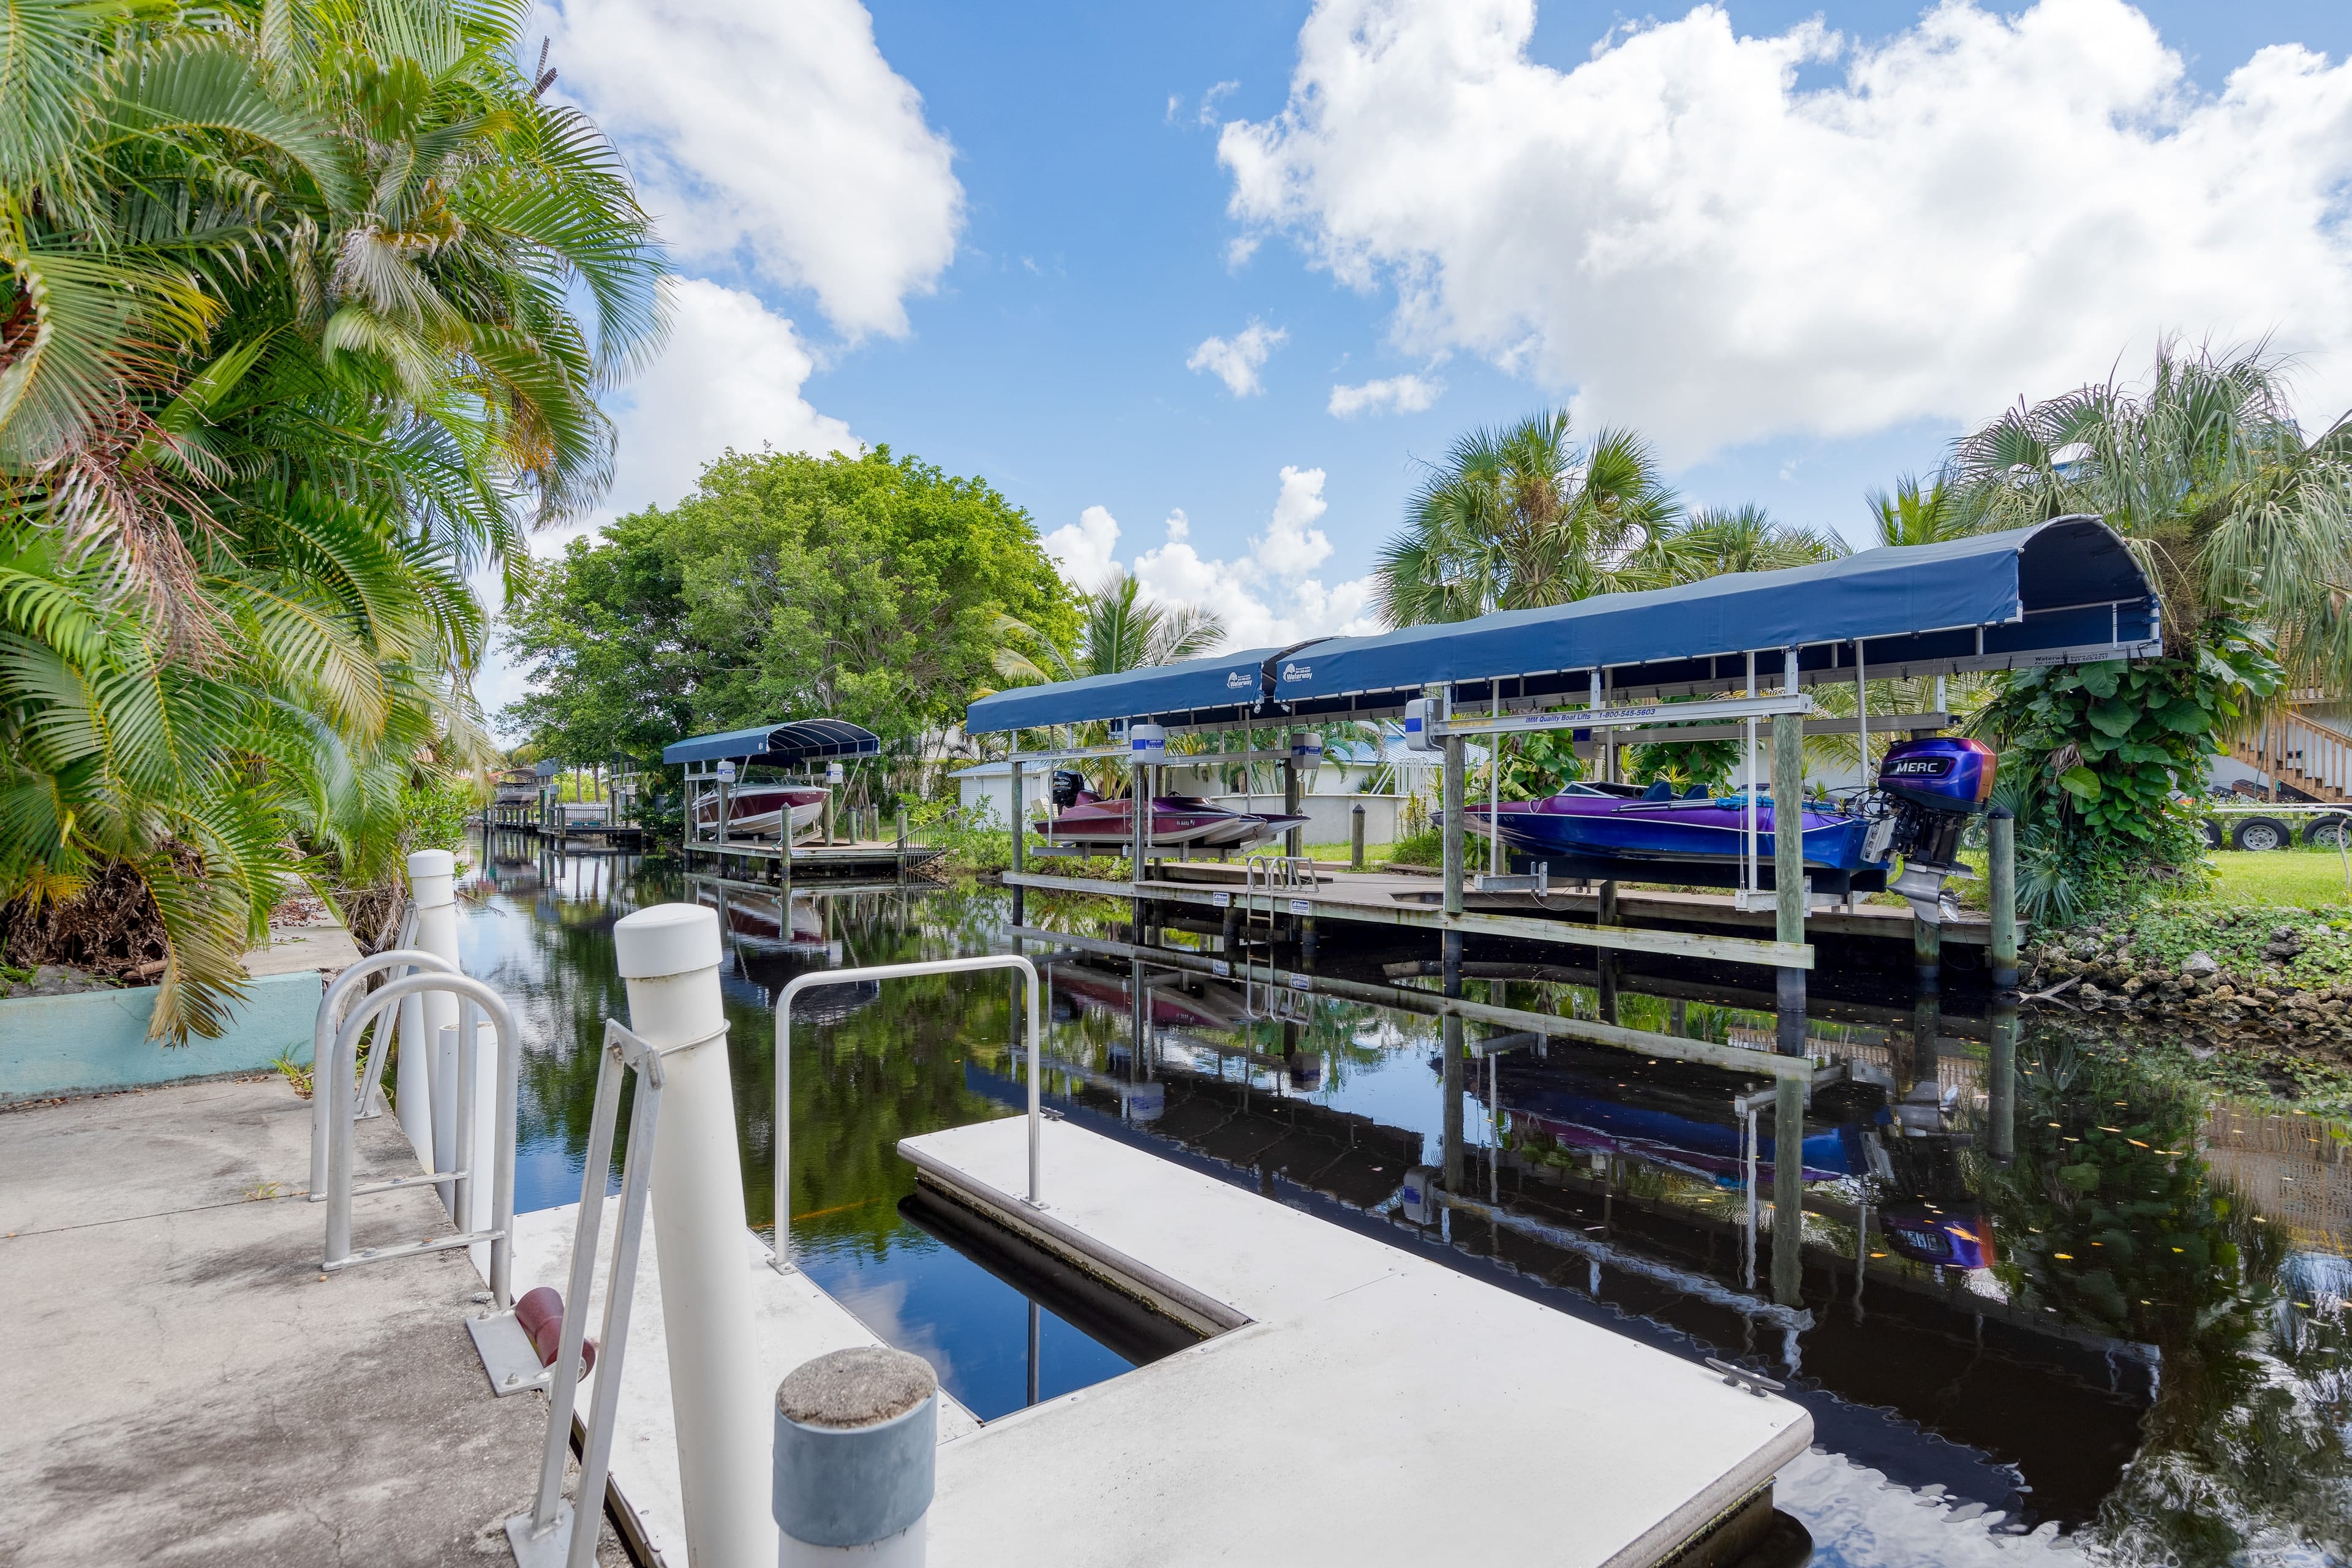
[[504, 447, 1075, 786]]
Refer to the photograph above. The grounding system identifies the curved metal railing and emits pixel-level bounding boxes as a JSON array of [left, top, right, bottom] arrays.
[[771, 954, 1042, 1274]]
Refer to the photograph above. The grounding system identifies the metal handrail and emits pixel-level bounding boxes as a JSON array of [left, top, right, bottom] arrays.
[[307, 941, 451, 1199], [772, 955, 1042, 1274], [508, 1017, 681, 1568], [321, 971, 521, 1306]]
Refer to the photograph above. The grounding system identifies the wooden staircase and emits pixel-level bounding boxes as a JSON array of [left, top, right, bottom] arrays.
[[2230, 708, 2352, 804]]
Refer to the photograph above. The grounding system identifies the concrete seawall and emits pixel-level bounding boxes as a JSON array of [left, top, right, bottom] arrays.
[[0, 968, 323, 1103]]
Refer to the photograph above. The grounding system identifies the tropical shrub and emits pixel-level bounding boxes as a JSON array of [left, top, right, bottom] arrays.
[[1977, 624, 2280, 922]]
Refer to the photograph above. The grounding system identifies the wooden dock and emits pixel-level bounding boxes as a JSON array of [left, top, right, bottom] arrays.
[[1144, 859, 2002, 948], [681, 836, 948, 881], [1005, 865, 1816, 970]]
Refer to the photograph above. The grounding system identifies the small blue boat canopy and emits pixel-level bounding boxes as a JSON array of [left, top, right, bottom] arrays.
[[965, 646, 1283, 735], [662, 719, 882, 767]]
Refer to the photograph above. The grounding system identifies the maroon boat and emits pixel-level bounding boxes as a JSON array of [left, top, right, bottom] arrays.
[[693, 783, 827, 840], [1038, 771, 1307, 850]]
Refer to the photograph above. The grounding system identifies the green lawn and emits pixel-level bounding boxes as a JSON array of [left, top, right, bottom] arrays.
[[2174, 848, 2352, 907]]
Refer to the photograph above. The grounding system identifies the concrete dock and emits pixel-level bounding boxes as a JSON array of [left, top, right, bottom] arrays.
[[0, 1076, 625, 1566], [535, 1110, 1809, 1566], [905, 1116, 1812, 1567], [505, 1206, 984, 1561]]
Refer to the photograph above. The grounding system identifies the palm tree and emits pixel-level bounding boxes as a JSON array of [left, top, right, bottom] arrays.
[[0, 0, 666, 1037], [1373, 412, 1681, 625], [1946, 339, 2352, 690], [1866, 473, 1971, 547], [989, 569, 1225, 794], [1648, 503, 1849, 578], [993, 568, 1224, 687]]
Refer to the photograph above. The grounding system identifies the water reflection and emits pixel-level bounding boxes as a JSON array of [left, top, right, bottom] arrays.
[[464, 836, 2352, 1565]]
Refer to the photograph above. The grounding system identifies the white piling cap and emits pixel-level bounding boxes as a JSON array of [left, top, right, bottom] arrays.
[[407, 848, 456, 908], [614, 903, 722, 979]]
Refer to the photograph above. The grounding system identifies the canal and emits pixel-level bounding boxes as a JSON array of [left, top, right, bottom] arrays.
[[462, 833, 2352, 1566]]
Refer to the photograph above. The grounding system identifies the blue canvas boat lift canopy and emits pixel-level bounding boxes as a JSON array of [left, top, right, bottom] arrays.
[[963, 517, 2158, 734], [662, 719, 881, 769]]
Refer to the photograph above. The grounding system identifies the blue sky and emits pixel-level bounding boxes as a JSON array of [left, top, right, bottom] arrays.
[[489, 0, 2352, 716]]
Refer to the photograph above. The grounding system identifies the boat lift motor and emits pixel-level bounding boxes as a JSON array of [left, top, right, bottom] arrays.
[[1404, 694, 1446, 752], [1857, 736, 1997, 926]]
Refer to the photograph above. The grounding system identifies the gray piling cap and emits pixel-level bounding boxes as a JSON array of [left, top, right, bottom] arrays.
[[774, 1348, 938, 1547], [777, 1347, 937, 1427]]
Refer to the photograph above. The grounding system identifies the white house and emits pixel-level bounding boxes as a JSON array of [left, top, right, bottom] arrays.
[[948, 736, 1419, 848]]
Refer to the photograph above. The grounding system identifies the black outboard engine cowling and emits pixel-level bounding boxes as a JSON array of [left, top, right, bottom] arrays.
[[1861, 737, 1997, 925], [1049, 769, 1086, 810]]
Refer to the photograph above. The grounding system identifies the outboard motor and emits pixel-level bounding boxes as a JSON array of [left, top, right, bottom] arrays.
[[1860, 737, 1996, 925], [1049, 768, 1086, 809]]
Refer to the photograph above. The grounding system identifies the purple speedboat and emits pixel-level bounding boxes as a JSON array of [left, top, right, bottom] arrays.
[[1450, 781, 1880, 874], [1442, 737, 1997, 913]]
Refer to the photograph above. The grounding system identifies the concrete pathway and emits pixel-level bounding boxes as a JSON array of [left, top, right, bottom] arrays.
[[0, 1075, 619, 1566]]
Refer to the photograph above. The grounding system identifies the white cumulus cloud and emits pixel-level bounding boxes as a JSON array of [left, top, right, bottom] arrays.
[[1186, 320, 1289, 397], [542, 0, 962, 339], [1221, 0, 2352, 459], [1042, 503, 1123, 588], [601, 278, 859, 519], [1049, 470, 1380, 652], [1329, 373, 1442, 418]]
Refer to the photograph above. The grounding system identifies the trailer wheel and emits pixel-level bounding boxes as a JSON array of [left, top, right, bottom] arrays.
[[2306, 815, 2352, 848], [2199, 818, 2223, 849], [2233, 816, 2290, 852]]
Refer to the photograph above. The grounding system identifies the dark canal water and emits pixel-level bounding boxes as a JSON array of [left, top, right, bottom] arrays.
[[462, 832, 2352, 1567]]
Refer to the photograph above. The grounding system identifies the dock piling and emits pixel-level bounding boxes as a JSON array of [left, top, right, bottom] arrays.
[[1350, 802, 1366, 871], [1770, 702, 1807, 1055], [1008, 759, 1025, 926], [1912, 915, 1941, 995], [772, 1348, 938, 1566], [1988, 1001, 2018, 1167], [1442, 733, 1464, 919], [1988, 807, 2018, 993]]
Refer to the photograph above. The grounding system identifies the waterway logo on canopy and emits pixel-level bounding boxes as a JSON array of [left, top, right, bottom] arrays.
[[1280, 662, 1312, 684]]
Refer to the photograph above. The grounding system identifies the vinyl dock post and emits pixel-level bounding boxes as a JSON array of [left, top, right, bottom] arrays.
[[612, 903, 771, 1567], [1768, 658, 1808, 1310], [1442, 733, 1465, 922], [1283, 741, 1303, 861]]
